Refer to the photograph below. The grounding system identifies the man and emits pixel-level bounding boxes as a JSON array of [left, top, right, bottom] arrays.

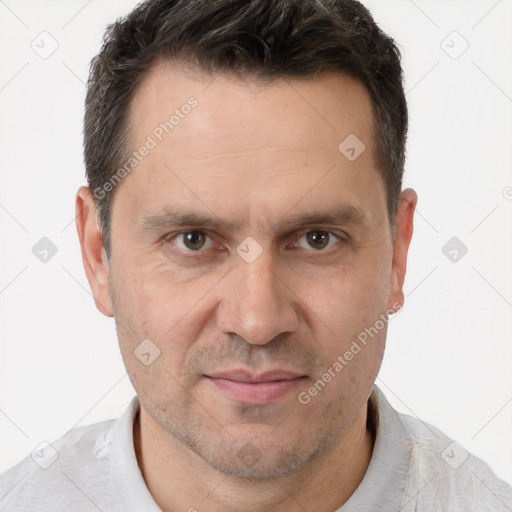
[[1, 0, 510, 510]]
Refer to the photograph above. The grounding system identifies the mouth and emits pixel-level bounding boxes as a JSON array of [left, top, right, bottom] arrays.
[[204, 369, 307, 405]]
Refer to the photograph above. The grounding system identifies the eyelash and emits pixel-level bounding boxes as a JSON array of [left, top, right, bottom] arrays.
[[162, 229, 346, 259]]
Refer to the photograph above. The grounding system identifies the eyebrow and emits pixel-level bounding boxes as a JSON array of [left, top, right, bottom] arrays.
[[139, 204, 371, 233]]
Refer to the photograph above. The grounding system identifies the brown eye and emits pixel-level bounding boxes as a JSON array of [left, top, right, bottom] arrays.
[[174, 231, 212, 251], [298, 230, 340, 251]]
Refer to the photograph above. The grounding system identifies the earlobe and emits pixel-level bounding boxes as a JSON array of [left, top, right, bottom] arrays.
[[387, 188, 418, 313], [75, 186, 114, 317]]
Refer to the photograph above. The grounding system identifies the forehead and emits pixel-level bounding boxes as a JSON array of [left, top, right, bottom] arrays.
[[116, 61, 385, 229], [127, 60, 376, 162]]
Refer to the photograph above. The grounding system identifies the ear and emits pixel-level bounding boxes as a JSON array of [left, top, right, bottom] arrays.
[[75, 186, 113, 317], [387, 188, 418, 313]]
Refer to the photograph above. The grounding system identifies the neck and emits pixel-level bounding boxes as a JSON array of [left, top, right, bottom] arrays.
[[133, 402, 374, 512]]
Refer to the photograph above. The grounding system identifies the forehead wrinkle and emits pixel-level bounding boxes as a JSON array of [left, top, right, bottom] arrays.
[[169, 144, 337, 164]]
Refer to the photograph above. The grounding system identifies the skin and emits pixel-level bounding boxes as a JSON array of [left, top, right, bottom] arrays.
[[76, 61, 417, 512]]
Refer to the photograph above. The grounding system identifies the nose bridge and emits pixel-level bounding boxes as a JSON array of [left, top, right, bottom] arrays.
[[216, 245, 299, 345]]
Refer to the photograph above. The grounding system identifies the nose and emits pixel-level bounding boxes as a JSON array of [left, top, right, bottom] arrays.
[[216, 247, 300, 345]]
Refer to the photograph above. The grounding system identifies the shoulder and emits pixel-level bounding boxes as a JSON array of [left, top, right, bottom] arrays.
[[398, 411, 512, 511], [0, 419, 116, 511]]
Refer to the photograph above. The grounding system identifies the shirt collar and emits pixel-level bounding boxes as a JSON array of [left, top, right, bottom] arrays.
[[336, 384, 411, 511], [103, 396, 162, 511]]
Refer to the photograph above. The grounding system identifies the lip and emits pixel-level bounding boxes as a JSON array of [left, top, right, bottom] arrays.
[[207, 369, 304, 383], [204, 369, 306, 405]]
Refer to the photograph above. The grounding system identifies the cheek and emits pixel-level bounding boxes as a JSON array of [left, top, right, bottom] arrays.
[[299, 255, 391, 368], [111, 274, 194, 399], [306, 257, 390, 324], [110, 259, 217, 367]]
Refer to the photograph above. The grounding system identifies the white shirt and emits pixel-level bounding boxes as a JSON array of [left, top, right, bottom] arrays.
[[1, 386, 511, 511]]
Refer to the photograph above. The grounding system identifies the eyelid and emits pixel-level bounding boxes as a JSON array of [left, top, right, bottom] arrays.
[[294, 228, 346, 239]]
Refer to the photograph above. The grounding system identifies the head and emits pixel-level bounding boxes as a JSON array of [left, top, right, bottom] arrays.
[[76, 0, 417, 479]]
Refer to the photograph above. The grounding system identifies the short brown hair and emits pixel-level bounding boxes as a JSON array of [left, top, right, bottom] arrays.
[[84, 0, 407, 257]]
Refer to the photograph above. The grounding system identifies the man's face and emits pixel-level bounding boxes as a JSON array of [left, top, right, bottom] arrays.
[[85, 63, 408, 478]]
